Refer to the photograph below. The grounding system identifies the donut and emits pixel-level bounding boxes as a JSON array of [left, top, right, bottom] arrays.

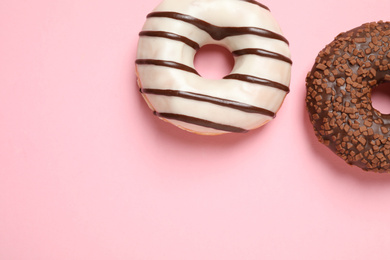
[[136, 0, 292, 135], [306, 21, 390, 172]]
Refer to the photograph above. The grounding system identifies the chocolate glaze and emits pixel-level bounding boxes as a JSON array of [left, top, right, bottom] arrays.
[[147, 12, 289, 44], [153, 111, 248, 133], [139, 31, 200, 50], [139, 31, 290, 64], [136, 59, 289, 93], [240, 0, 270, 11], [233, 48, 292, 64], [224, 73, 290, 92], [306, 21, 390, 172], [136, 59, 200, 76], [141, 88, 275, 117]]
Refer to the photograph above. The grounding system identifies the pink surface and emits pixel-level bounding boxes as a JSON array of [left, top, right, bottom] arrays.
[[1, 0, 390, 259]]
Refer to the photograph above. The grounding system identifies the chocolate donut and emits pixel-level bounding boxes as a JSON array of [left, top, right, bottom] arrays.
[[136, 0, 291, 135], [306, 21, 390, 172]]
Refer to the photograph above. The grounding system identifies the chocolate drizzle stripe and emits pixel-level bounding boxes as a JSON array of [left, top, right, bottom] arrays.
[[139, 31, 200, 50], [153, 111, 249, 133], [136, 59, 200, 75], [240, 0, 270, 11], [147, 12, 289, 44], [224, 73, 290, 92], [141, 88, 275, 117], [233, 48, 292, 64]]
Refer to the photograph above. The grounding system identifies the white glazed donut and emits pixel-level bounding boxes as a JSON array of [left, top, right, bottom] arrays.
[[136, 0, 292, 135]]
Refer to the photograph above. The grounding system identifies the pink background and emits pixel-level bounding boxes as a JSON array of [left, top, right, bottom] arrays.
[[1, 0, 390, 259]]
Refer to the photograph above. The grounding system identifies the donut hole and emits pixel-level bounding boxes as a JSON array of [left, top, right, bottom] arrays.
[[371, 81, 390, 115], [194, 44, 235, 79]]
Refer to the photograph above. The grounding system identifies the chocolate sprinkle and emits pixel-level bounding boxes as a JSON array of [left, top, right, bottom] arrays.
[[306, 21, 390, 172]]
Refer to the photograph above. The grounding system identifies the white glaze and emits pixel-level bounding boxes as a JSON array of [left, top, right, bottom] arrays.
[[136, 0, 292, 135]]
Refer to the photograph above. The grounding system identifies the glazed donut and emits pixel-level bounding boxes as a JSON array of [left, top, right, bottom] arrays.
[[306, 21, 390, 172], [136, 0, 291, 135]]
